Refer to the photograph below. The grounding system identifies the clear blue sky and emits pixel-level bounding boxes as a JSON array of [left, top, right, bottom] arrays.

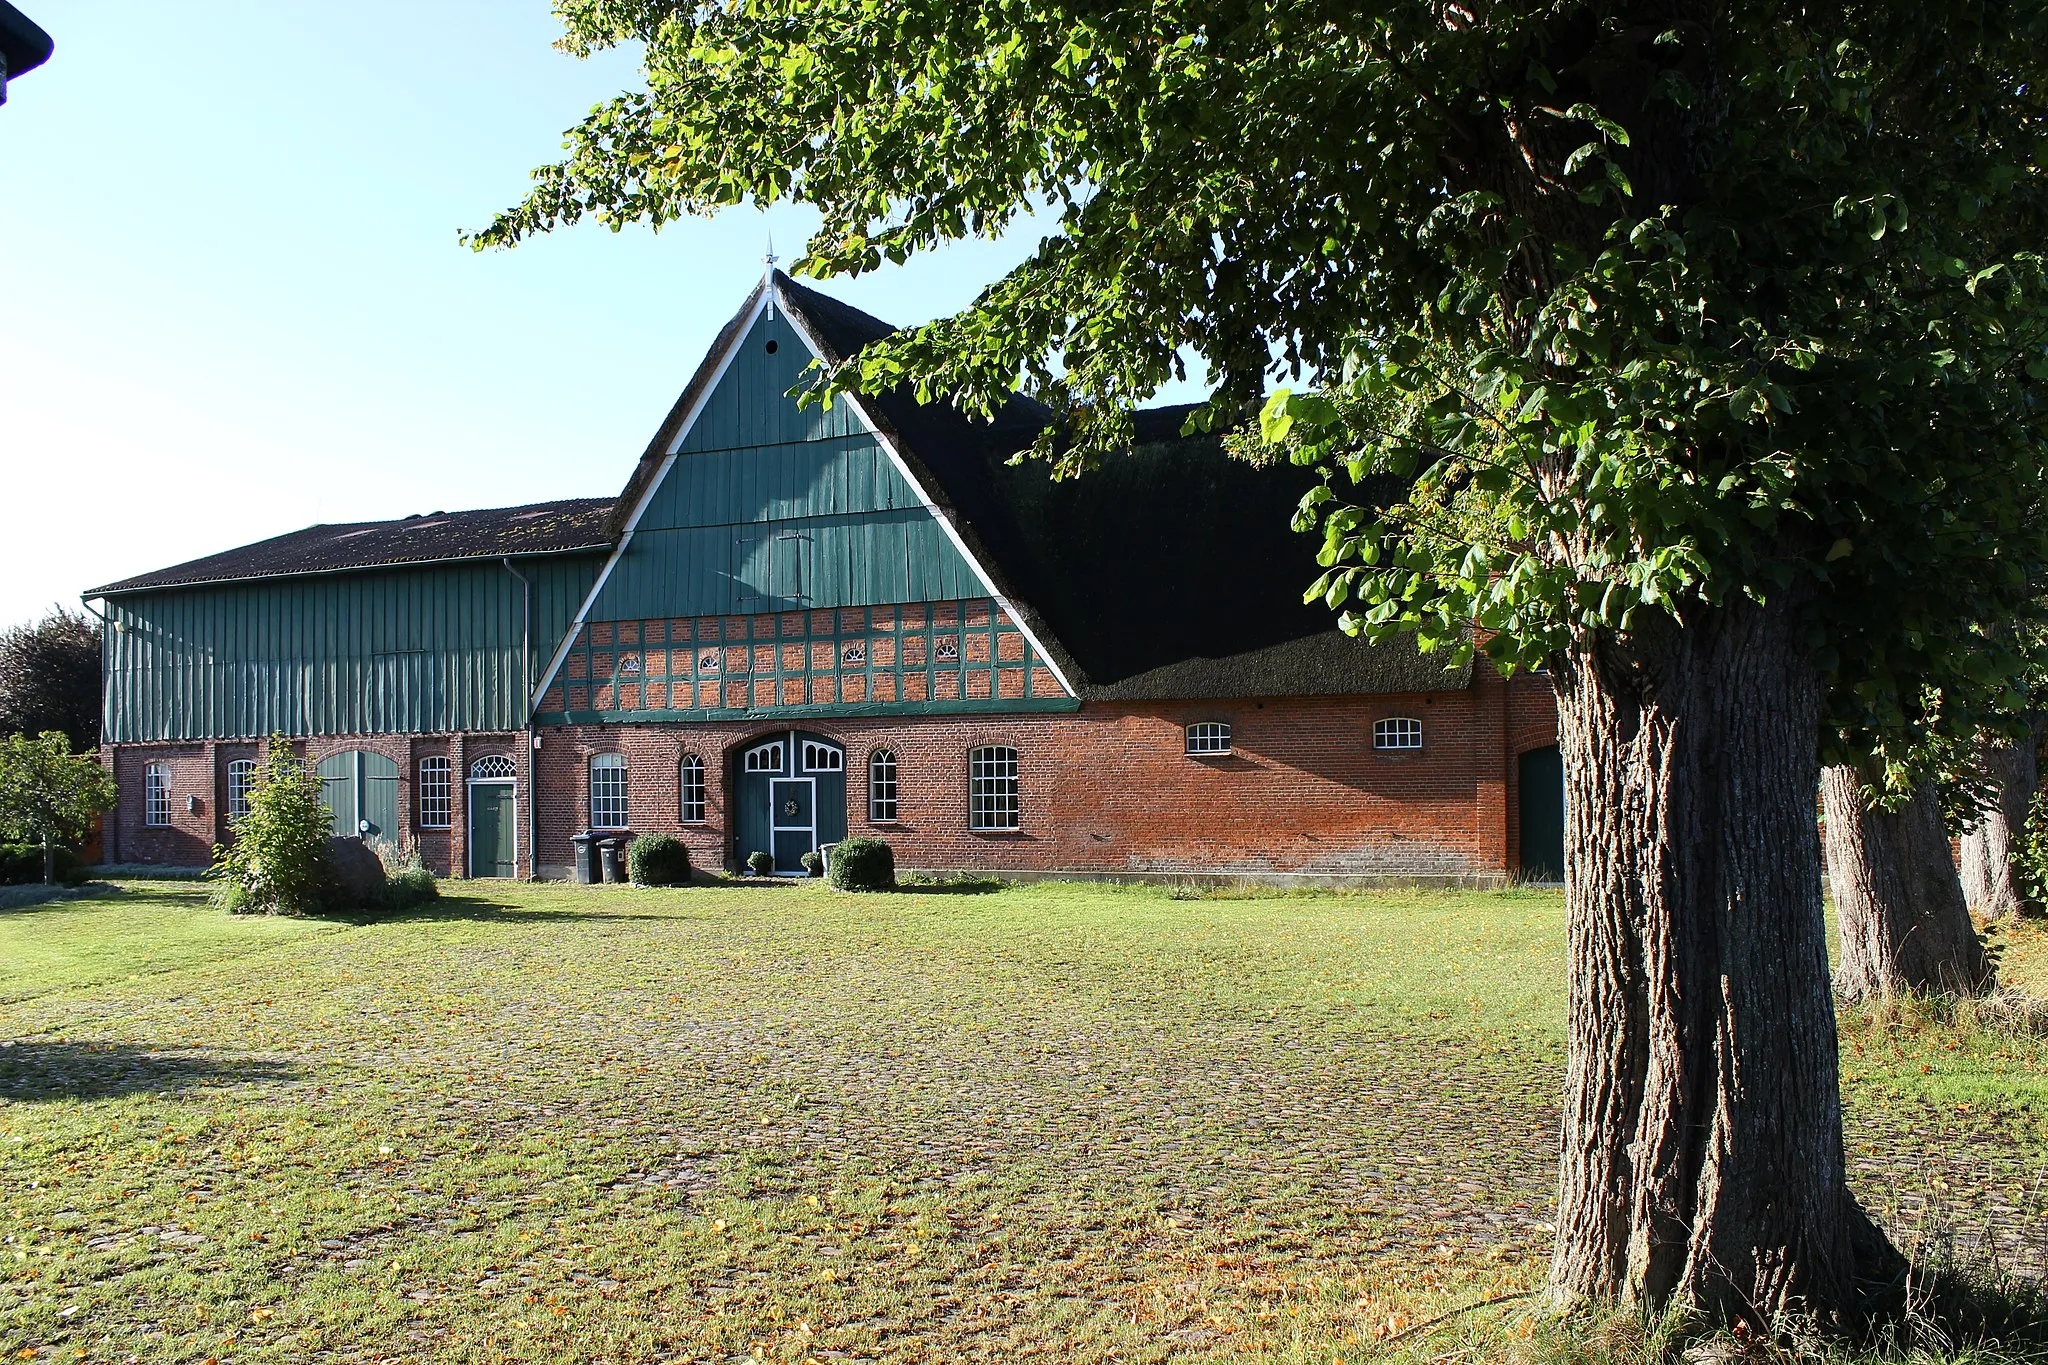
[[0, 2, 1194, 628]]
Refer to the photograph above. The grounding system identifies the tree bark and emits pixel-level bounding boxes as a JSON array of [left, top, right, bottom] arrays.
[[1821, 771, 1991, 1000], [1960, 723, 2044, 919], [1548, 595, 1900, 1326]]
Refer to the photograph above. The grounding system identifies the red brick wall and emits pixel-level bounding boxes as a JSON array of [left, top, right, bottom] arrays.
[[105, 679, 1562, 883], [533, 684, 1555, 883]]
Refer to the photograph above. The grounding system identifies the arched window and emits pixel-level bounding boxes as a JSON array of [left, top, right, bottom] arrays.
[[744, 741, 784, 773], [144, 762, 170, 827], [868, 749, 899, 822], [416, 756, 452, 828], [968, 746, 1019, 831], [1184, 721, 1232, 756], [589, 753, 628, 828], [470, 755, 517, 781], [1373, 717, 1423, 751], [801, 740, 843, 772], [679, 754, 706, 823], [226, 758, 258, 823]]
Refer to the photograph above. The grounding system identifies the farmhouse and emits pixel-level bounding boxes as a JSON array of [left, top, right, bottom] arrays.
[[85, 273, 1561, 885]]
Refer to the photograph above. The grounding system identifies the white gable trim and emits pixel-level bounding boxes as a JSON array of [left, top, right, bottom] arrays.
[[773, 285, 1079, 699], [529, 284, 774, 713]]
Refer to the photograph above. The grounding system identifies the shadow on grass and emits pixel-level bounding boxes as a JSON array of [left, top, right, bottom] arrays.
[[0, 1041, 298, 1102], [895, 877, 1010, 896]]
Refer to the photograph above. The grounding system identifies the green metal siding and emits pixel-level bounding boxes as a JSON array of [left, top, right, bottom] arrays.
[[586, 309, 987, 623], [104, 554, 604, 742]]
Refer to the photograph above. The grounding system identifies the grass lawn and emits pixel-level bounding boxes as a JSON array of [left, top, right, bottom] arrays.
[[1, 880, 2044, 1364]]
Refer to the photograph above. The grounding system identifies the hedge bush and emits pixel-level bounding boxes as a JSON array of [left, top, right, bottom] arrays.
[[826, 836, 894, 892], [746, 850, 774, 877], [799, 850, 822, 877], [0, 842, 81, 886], [629, 834, 692, 886]]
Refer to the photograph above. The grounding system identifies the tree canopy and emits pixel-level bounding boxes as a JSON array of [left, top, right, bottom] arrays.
[[0, 608, 102, 754]]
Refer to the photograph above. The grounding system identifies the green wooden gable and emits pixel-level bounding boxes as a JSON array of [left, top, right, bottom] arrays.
[[582, 306, 987, 624]]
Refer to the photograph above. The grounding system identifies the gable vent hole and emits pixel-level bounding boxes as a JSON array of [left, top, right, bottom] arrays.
[[764, 339, 779, 354]]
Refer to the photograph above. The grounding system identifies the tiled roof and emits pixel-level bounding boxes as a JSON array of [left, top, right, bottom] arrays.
[[89, 497, 615, 596]]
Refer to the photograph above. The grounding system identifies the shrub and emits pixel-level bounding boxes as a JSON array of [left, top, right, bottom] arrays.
[[799, 849, 822, 877], [378, 863, 440, 912], [0, 841, 81, 886], [208, 744, 338, 916], [746, 849, 774, 877], [629, 834, 692, 886], [827, 836, 894, 892]]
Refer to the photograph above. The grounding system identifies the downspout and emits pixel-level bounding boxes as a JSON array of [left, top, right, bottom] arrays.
[[503, 559, 535, 879], [79, 595, 114, 867]]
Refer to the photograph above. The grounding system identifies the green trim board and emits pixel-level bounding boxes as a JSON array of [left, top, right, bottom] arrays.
[[537, 696, 1081, 727]]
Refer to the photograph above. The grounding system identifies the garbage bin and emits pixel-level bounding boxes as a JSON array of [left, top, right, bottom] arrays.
[[571, 831, 600, 885], [599, 835, 631, 884]]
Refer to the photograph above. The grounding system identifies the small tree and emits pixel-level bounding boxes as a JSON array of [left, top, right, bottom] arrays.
[[0, 608, 102, 753], [209, 744, 334, 916], [0, 731, 116, 883]]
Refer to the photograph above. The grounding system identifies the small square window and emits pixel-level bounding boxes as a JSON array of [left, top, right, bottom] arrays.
[[1185, 721, 1231, 756], [1374, 717, 1423, 751]]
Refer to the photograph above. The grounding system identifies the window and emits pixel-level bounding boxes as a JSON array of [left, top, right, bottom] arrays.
[[868, 749, 899, 822], [841, 641, 867, 666], [417, 757, 452, 829], [590, 753, 629, 828], [801, 740, 843, 772], [969, 746, 1020, 831], [471, 755, 517, 781], [698, 649, 722, 673], [935, 637, 960, 662], [1374, 717, 1424, 751], [226, 759, 257, 823], [1185, 721, 1232, 756], [744, 741, 784, 773], [144, 763, 170, 826], [680, 754, 706, 823]]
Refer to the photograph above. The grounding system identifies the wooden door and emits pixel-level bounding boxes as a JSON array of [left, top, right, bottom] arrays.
[[469, 782, 516, 878]]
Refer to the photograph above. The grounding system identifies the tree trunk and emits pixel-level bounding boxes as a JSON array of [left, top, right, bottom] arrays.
[[1548, 595, 1900, 1327], [1960, 723, 2043, 919], [40, 831, 53, 886], [1821, 771, 1991, 1000]]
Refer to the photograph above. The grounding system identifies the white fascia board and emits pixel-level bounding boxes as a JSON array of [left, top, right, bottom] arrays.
[[529, 285, 774, 714], [774, 282, 1080, 699]]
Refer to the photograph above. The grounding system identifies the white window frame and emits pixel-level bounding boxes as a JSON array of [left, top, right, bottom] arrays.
[[144, 763, 171, 827], [470, 755, 517, 781], [968, 746, 1020, 831], [1374, 716, 1424, 752], [226, 758, 258, 823], [1185, 721, 1232, 756], [868, 749, 899, 823], [417, 756, 452, 829], [744, 741, 784, 773], [590, 753, 629, 829], [801, 740, 843, 773], [680, 754, 707, 824]]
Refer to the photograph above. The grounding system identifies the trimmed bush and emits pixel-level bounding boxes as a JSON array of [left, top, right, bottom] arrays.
[[628, 834, 692, 886], [0, 842, 81, 886], [799, 849, 822, 877], [746, 850, 774, 877], [208, 745, 337, 916], [826, 836, 894, 892], [378, 864, 440, 912]]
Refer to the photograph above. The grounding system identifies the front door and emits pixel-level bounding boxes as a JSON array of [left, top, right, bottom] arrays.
[[315, 751, 399, 839], [771, 778, 816, 874], [469, 782, 517, 878], [1517, 745, 1565, 883]]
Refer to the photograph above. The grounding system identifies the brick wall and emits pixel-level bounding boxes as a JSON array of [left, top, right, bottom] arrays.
[[105, 682, 1562, 883], [533, 682, 1558, 883]]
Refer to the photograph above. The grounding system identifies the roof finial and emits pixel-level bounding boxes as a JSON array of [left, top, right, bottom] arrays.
[[765, 230, 778, 315]]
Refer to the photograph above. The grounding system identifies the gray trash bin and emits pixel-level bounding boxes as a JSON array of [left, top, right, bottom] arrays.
[[599, 835, 631, 884], [571, 831, 600, 885]]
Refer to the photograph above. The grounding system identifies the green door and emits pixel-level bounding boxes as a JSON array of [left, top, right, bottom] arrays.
[[469, 781, 517, 878], [314, 751, 399, 839], [1517, 745, 1565, 883]]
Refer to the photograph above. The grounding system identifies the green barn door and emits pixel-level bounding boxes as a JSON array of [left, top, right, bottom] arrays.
[[314, 751, 399, 839], [1517, 745, 1566, 883], [469, 781, 516, 878], [315, 753, 356, 838]]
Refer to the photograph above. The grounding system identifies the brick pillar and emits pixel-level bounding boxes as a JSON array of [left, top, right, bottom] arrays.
[[451, 732, 469, 880]]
